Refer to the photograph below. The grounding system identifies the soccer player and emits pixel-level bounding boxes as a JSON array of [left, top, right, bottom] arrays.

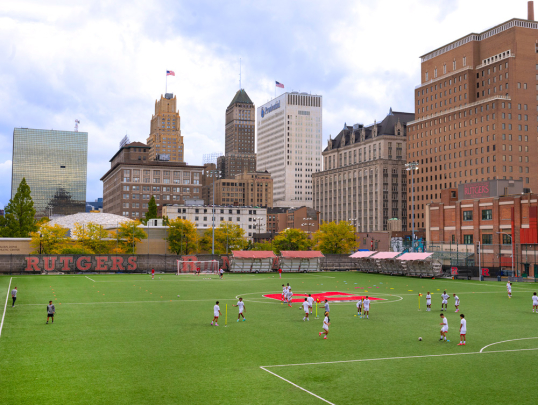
[[458, 314, 466, 345], [233, 297, 246, 322], [281, 284, 287, 302], [426, 291, 432, 312], [46, 301, 55, 324], [363, 296, 370, 319], [441, 290, 450, 311], [439, 313, 449, 342], [356, 297, 362, 318], [507, 282, 512, 298], [196, 267, 201, 276], [151, 268, 155, 279], [532, 292, 538, 313], [211, 301, 221, 326], [307, 294, 314, 314], [287, 288, 293, 307], [319, 311, 330, 339], [278, 268, 282, 278], [453, 293, 460, 312], [319, 299, 330, 315], [11, 287, 17, 307], [302, 298, 310, 321], [219, 268, 224, 279]]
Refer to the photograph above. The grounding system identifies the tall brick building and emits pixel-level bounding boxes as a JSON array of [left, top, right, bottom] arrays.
[[217, 89, 256, 179], [146, 93, 185, 162], [407, 11, 538, 233]]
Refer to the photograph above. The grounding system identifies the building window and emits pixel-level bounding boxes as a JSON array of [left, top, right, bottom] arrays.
[[482, 234, 492, 245], [502, 234, 512, 245], [463, 235, 473, 244], [481, 209, 492, 220], [463, 211, 473, 221]]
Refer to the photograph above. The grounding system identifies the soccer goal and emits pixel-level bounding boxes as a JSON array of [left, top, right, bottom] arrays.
[[177, 260, 219, 275]]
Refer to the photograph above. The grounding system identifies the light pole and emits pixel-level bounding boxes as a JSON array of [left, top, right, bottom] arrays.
[[254, 217, 264, 241], [207, 167, 222, 255], [497, 231, 515, 277], [405, 161, 419, 252]]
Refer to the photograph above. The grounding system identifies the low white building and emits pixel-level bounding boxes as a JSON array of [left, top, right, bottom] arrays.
[[162, 204, 267, 240]]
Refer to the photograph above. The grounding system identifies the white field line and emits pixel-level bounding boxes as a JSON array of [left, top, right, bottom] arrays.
[[479, 337, 538, 353], [0, 277, 12, 338], [15, 298, 238, 306], [260, 366, 335, 405], [85, 276, 96, 282], [261, 345, 538, 369]]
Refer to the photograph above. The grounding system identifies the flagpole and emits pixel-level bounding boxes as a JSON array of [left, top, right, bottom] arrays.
[[166, 73, 167, 94]]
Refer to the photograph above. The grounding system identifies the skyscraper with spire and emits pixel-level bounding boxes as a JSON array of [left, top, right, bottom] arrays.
[[217, 89, 256, 178]]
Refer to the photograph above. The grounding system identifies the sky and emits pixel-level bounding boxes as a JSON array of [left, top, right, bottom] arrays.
[[0, 0, 532, 207]]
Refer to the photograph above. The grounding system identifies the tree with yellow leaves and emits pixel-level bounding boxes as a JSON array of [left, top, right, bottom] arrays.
[[114, 220, 147, 254], [166, 218, 199, 255], [30, 223, 69, 254], [72, 222, 111, 254], [312, 221, 358, 254]]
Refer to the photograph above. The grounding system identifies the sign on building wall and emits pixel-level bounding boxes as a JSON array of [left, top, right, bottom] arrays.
[[25, 256, 138, 272], [460, 181, 490, 199]]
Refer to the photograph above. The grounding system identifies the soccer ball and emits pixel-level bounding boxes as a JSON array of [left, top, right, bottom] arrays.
[[418, 337, 422, 341], [177, 295, 180, 297]]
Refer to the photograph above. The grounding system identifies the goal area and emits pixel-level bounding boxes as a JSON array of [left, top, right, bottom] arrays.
[[177, 260, 219, 275]]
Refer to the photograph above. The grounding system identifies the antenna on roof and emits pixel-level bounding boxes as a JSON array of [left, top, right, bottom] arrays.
[[239, 58, 242, 90], [74, 119, 80, 132]]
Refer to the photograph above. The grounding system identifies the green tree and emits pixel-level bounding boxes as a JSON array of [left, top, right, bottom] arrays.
[[166, 218, 199, 255], [29, 223, 69, 254], [200, 222, 247, 254], [312, 221, 358, 254], [114, 220, 147, 254], [272, 228, 311, 254], [143, 196, 158, 224], [251, 241, 274, 252], [72, 222, 111, 254], [4, 178, 37, 237]]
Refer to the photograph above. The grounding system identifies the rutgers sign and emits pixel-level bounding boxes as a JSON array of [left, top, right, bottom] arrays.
[[25, 256, 138, 272]]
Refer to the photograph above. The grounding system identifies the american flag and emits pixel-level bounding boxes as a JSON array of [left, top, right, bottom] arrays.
[[167, 70, 175, 76], [275, 81, 284, 88]]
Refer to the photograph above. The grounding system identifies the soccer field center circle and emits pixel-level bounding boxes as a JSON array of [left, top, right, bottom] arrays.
[[234, 291, 403, 305]]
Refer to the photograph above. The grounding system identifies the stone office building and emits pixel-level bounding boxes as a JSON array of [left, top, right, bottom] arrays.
[[313, 110, 414, 232]]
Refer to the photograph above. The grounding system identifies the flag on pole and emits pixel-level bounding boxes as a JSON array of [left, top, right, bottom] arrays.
[[167, 70, 175, 76], [275, 81, 284, 88]]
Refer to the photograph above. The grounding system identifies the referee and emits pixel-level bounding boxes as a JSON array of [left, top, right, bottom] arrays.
[[11, 287, 17, 307]]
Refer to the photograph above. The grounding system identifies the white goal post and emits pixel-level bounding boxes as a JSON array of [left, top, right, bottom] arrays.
[[177, 260, 220, 275]]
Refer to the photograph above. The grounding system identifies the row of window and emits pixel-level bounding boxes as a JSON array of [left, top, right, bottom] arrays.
[[461, 234, 512, 245]]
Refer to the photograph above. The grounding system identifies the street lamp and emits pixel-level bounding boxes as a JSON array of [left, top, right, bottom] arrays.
[[405, 161, 419, 252], [207, 167, 222, 255], [497, 231, 515, 277], [39, 233, 42, 255]]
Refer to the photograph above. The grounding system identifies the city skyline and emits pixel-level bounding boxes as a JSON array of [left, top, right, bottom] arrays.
[[0, 1, 529, 208]]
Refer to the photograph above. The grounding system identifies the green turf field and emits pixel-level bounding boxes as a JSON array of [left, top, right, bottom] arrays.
[[1, 272, 537, 404]]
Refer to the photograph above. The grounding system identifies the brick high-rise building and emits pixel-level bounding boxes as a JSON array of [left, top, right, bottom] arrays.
[[146, 93, 184, 162], [217, 89, 256, 179], [407, 9, 538, 234]]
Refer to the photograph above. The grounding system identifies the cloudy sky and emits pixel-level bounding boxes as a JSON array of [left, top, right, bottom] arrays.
[[0, 0, 530, 207]]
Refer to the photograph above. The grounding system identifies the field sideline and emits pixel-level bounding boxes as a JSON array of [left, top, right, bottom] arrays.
[[1, 272, 537, 404]]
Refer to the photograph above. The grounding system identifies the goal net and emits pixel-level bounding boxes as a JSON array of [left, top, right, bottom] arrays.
[[177, 260, 219, 275]]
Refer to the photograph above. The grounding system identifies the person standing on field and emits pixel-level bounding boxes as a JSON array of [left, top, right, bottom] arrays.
[[363, 296, 371, 319], [302, 298, 310, 321], [426, 292, 432, 312], [319, 299, 330, 315], [219, 268, 224, 279], [211, 301, 221, 326], [151, 268, 155, 280], [233, 297, 246, 322], [307, 294, 314, 314], [507, 282, 512, 298], [532, 292, 538, 313], [441, 291, 450, 311], [319, 312, 330, 339], [458, 314, 466, 346], [439, 313, 449, 342], [356, 298, 363, 318], [46, 301, 55, 324], [453, 293, 460, 312], [278, 268, 282, 278], [11, 287, 17, 307]]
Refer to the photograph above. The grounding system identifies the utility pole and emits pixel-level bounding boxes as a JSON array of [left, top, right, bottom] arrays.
[[405, 161, 419, 252]]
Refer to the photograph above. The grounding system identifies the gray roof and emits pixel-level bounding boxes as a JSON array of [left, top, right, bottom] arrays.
[[324, 110, 414, 152], [228, 89, 254, 108]]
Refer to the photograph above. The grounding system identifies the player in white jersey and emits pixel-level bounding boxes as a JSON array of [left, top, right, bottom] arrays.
[[363, 296, 370, 319], [426, 292, 432, 312], [319, 312, 330, 339], [307, 294, 314, 314], [302, 298, 310, 321], [439, 313, 449, 342], [532, 292, 538, 312], [441, 291, 450, 311], [211, 301, 222, 326], [287, 288, 293, 307], [453, 293, 460, 312], [458, 314, 466, 345], [281, 285, 287, 303], [233, 297, 246, 322], [507, 282, 512, 298], [356, 298, 363, 318]]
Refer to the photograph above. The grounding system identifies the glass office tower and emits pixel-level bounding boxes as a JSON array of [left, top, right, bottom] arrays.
[[12, 128, 88, 218]]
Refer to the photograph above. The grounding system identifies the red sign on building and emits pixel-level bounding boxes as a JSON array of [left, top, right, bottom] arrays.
[[451, 267, 459, 275], [462, 181, 490, 199]]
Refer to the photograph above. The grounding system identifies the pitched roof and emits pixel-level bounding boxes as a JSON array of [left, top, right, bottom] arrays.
[[280, 251, 324, 258], [397, 252, 433, 261], [232, 251, 276, 259], [324, 110, 414, 152], [228, 89, 253, 108], [349, 251, 377, 258]]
